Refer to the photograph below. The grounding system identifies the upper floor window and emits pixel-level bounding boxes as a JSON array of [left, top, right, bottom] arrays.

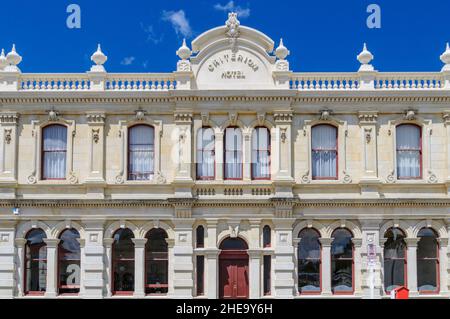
[[383, 227, 407, 292], [25, 228, 47, 295], [42, 124, 67, 180], [196, 127, 215, 180], [128, 125, 154, 181], [312, 125, 337, 180], [252, 127, 271, 179], [263, 225, 271, 248], [331, 228, 353, 294], [58, 228, 81, 295], [224, 127, 243, 180], [196, 225, 205, 248], [396, 124, 422, 179], [417, 228, 439, 294]]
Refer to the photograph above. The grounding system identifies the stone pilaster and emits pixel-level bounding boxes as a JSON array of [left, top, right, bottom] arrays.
[[214, 131, 224, 181], [82, 220, 105, 298], [14, 238, 27, 297], [352, 238, 363, 296], [437, 238, 449, 296], [360, 220, 383, 299], [103, 238, 114, 297], [248, 249, 262, 298], [43, 238, 60, 298], [273, 111, 294, 197], [0, 221, 16, 298], [132, 238, 147, 298], [205, 219, 219, 298], [405, 238, 420, 296], [272, 217, 295, 298], [173, 111, 194, 197], [0, 113, 19, 198], [319, 238, 333, 296], [85, 113, 106, 198]]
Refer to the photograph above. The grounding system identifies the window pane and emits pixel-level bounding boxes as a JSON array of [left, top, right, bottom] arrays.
[[263, 226, 271, 248], [417, 228, 438, 292], [196, 256, 204, 296], [331, 229, 353, 259], [384, 260, 406, 291], [298, 229, 321, 293], [417, 260, 438, 292], [145, 229, 168, 294], [331, 260, 353, 292], [43, 125, 67, 179], [197, 127, 215, 179], [396, 125, 421, 178], [312, 125, 337, 178], [113, 260, 135, 292], [25, 229, 47, 293], [113, 228, 135, 292], [225, 128, 242, 179], [252, 127, 270, 179], [58, 229, 80, 294], [128, 125, 154, 180], [196, 226, 204, 248], [263, 255, 271, 295]]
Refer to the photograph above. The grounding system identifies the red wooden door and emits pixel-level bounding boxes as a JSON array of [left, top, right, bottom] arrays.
[[219, 253, 249, 299]]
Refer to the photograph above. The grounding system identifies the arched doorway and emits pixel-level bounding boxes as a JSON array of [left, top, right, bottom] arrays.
[[219, 237, 249, 299]]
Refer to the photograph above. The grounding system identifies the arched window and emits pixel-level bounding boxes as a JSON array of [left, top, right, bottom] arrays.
[[252, 127, 271, 179], [25, 229, 47, 295], [196, 225, 205, 248], [145, 228, 168, 295], [58, 228, 81, 295], [196, 127, 215, 180], [417, 228, 439, 293], [42, 124, 67, 180], [311, 125, 337, 179], [112, 228, 135, 294], [298, 228, 321, 294], [224, 127, 243, 180], [263, 225, 271, 248], [128, 125, 155, 181], [331, 228, 353, 294], [396, 124, 422, 179], [384, 227, 407, 292], [219, 237, 248, 250]]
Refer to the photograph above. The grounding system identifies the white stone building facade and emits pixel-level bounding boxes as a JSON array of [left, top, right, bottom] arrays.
[[0, 13, 450, 299]]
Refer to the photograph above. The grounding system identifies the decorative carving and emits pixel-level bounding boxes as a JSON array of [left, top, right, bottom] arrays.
[[68, 171, 78, 184], [135, 109, 146, 121], [174, 112, 193, 123], [342, 171, 352, 184], [364, 127, 372, 143], [225, 12, 240, 51], [92, 128, 100, 144], [228, 112, 238, 125], [358, 111, 378, 124], [280, 127, 287, 143], [319, 109, 332, 121], [257, 112, 266, 126], [0, 113, 19, 124], [47, 109, 59, 121], [27, 174, 37, 184], [443, 111, 450, 125], [4, 129, 12, 144], [386, 170, 396, 183], [115, 174, 124, 184], [177, 60, 191, 72], [228, 224, 240, 238], [404, 109, 416, 121], [201, 112, 209, 126], [86, 113, 105, 124], [301, 170, 311, 184], [275, 60, 289, 71], [273, 112, 293, 123], [428, 170, 438, 183], [154, 171, 166, 184]]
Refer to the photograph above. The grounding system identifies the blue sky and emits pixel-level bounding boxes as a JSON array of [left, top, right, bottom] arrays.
[[0, 0, 449, 73]]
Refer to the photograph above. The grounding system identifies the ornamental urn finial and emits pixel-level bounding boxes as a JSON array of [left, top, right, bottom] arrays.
[[0, 49, 7, 71], [6, 44, 22, 71], [176, 38, 191, 60], [440, 42, 450, 71], [90, 44, 108, 72], [275, 38, 290, 60], [357, 43, 374, 71]]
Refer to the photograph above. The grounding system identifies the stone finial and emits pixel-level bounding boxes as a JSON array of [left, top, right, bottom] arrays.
[[0, 49, 7, 71], [90, 44, 108, 72], [440, 43, 450, 71], [225, 12, 240, 39], [5, 44, 22, 72], [357, 43, 374, 71], [176, 38, 191, 60], [275, 38, 290, 60]]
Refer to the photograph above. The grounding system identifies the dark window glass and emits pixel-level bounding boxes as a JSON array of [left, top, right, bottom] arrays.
[[145, 228, 168, 294], [196, 127, 215, 180], [219, 237, 248, 250], [263, 225, 271, 248], [196, 225, 204, 248], [263, 255, 271, 295], [312, 125, 337, 179], [128, 125, 155, 180], [298, 228, 321, 293], [42, 124, 67, 179], [251, 127, 271, 179], [384, 227, 407, 292], [58, 228, 80, 294], [196, 256, 204, 296], [112, 228, 135, 293], [25, 229, 47, 294], [417, 228, 439, 293], [331, 228, 353, 293], [396, 124, 421, 179]]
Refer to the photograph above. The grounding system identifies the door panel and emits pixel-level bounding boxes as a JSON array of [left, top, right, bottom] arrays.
[[219, 254, 249, 299], [235, 261, 248, 298]]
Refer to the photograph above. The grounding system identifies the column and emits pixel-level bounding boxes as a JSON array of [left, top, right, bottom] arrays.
[[214, 131, 224, 181], [172, 217, 195, 298], [406, 238, 419, 296], [77, 239, 86, 297], [0, 222, 15, 298], [248, 249, 262, 298], [0, 113, 19, 198], [352, 238, 363, 296], [243, 131, 252, 181], [205, 219, 218, 298], [85, 113, 106, 199], [378, 238, 389, 297], [103, 238, 114, 297], [444, 112, 450, 195], [360, 221, 382, 299], [173, 111, 194, 197], [166, 238, 175, 296], [319, 238, 333, 296], [132, 238, 147, 298], [44, 238, 60, 298], [273, 111, 294, 197], [438, 238, 449, 296], [292, 238, 300, 295], [15, 238, 27, 297], [272, 218, 295, 298], [82, 220, 105, 298]]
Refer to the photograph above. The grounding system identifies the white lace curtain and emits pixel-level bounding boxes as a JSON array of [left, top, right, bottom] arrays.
[[196, 127, 215, 179], [396, 124, 421, 178], [311, 125, 337, 179], [128, 125, 155, 180], [252, 127, 270, 179], [42, 125, 67, 179], [224, 127, 243, 179]]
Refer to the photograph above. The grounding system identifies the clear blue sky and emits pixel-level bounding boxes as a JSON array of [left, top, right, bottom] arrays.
[[0, 0, 449, 73]]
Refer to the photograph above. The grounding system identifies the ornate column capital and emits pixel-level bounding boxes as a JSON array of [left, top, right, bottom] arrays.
[[443, 111, 450, 126], [174, 111, 193, 124], [43, 238, 60, 248], [103, 238, 114, 247], [292, 238, 301, 246], [132, 238, 148, 248], [358, 111, 378, 124], [405, 238, 420, 247], [319, 238, 333, 247], [351, 238, 363, 247], [76, 238, 86, 248], [247, 249, 264, 258], [165, 238, 175, 248], [437, 238, 449, 247], [0, 112, 19, 125], [273, 111, 293, 124], [14, 238, 27, 247], [85, 112, 106, 125]]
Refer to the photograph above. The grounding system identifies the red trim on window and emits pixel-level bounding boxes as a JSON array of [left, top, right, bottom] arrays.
[[57, 228, 80, 296], [311, 124, 338, 180], [41, 124, 68, 180], [127, 124, 155, 181], [251, 127, 271, 180], [24, 229, 47, 295], [331, 228, 354, 295], [418, 229, 440, 295], [396, 124, 422, 180], [196, 127, 216, 180]]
